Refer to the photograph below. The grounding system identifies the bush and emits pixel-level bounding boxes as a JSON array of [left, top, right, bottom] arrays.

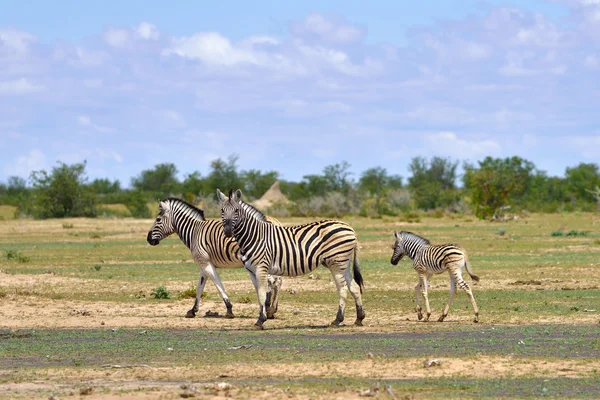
[[125, 190, 151, 218], [151, 286, 171, 299], [5, 249, 30, 263]]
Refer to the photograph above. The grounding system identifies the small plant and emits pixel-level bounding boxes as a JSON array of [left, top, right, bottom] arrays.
[[0, 288, 7, 298], [566, 230, 589, 237], [90, 233, 102, 239], [238, 295, 252, 304], [93, 265, 102, 271], [5, 249, 30, 263], [551, 230, 563, 237], [177, 284, 197, 300], [151, 286, 171, 299], [497, 228, 506, 236], [62, 223, 74, 229]]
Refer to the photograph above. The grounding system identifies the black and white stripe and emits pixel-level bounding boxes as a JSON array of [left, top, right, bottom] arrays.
[[217, 189, 365, 329], [391, 231, 480, 323], [147, 197, 282, 319]]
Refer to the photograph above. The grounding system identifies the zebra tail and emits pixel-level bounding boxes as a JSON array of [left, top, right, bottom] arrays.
[[353, 244, 364, 294], [464, 255, 480, 282]]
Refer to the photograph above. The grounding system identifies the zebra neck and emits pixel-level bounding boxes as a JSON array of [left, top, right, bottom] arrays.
[[405, 239, 426, 260], [172, 210, 198, 250], [233, 211, 263, 251]]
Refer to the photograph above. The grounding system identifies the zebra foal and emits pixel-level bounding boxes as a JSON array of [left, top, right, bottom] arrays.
[[217, 189, 366, 329], [390, 231, 480, 323], [146, 198, 282, 319]]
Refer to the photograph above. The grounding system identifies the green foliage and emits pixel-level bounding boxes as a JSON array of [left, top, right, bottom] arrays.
[[565, 163, 600, 205], [408, 156, 458, 210], [241, 169, 279, 200], [5, 249, 30, 263], [62, 223, 74, 229], [151, 286, 171, 299], [131, 163, 180, 198], [22, 161, 96, 219], [125, 190, 151, 218], [90, 178, 121, 194], [463, 156, 535, 219], [206, 155, 242, 194], [177, 284, 199, 300]]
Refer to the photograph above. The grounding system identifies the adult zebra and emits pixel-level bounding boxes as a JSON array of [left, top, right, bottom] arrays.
[[217, 189, 365, 329], [147, 197, 282, 319], [390, 231, 480, 323]]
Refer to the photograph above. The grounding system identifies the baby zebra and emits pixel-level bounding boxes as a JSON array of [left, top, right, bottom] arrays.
[[147, 198, 282, 319], [390, 231, 480, 323]]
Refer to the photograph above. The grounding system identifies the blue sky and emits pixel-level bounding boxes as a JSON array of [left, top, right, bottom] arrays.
[[1, 0, 598, 187]]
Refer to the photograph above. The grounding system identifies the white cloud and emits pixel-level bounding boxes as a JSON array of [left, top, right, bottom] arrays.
[[0, 28, 36, 54], [71, 47, 109, 67], [0, 78, 44, 95], [162, 110, 186, 126], [292, 13, 365, 44], [426, 132, 501, 159], [3, 149, 46, 178], [584, 54, 599, 67], [77, 115, 114, 133], [135, 22, 160, 40], [163, 32, 260, 66], [103, 27, 130, 48]]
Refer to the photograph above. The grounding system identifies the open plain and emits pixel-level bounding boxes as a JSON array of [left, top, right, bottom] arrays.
[[1, 209, 599, 399]]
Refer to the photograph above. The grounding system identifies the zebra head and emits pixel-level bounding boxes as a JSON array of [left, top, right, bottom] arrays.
[[147, 199, 176, 246], [390, 231, 406, 265], [217, 188, 243, 238]]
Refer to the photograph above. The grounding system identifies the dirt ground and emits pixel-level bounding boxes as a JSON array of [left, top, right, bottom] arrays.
[[1, 273, 599, 399]]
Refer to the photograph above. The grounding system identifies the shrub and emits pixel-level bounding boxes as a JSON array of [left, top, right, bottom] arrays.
[[151, 286, 171, 299], [5, 249, 30, 263]]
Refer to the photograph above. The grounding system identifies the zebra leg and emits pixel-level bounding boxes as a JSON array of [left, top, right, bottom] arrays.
[[456, 274, 479, 323], [345, 266, 365, 326], [247, 270, 276, 319], [438, 275, 457, 322], [330, 266, 349, 327], [266, 275, 282, 319], [186, 268, 208, 318], [414, 282, 423, 320], [203, 264, 234, 318], [254, 266, 270, 329], [419, 273, 432, 322]]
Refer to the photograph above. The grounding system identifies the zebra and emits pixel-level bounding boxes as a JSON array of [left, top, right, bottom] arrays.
[[146, 197, 282, 319], [390, 231, 480, 323], [217, 188, 366, 329]]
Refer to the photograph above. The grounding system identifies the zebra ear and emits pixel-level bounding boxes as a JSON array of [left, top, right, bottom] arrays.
[[216, 189, 227, 203], [234, 189, 243, 202], [394, 231, 400, 240]]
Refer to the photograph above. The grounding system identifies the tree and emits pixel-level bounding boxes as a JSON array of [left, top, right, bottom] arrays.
[[25, 161, 96, 219], [408, 156, 458, 210], [323, 161, 353, 194], [358, 167, 403, 213], [90, 178, 121, 194], [131, 163, 180, 199], [564, 163, 600, 206], [463, 156, 535, 219], [181, 171, 208, 200], [206, 155, 242, 194], [241, 169, 279, 200]]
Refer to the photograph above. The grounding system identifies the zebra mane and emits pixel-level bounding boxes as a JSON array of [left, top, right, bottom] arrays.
[[240, 200, 268, 222], [400, 231, 431, 245], [163, 197, 205, 221]]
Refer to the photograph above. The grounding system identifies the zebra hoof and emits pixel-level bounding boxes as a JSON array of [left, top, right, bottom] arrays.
[[254, 323, 265, 330], [354, 320, 363, 327], [417, 312, 423, 321], [330, 320, 342, 328], [225, 312, 235, 319], [438, 315, 446, 322], [185, 310, 196, 318], [473, 317, 479, 323]]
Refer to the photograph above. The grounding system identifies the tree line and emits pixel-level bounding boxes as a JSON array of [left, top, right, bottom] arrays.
[[0, 155, 598, 220]]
